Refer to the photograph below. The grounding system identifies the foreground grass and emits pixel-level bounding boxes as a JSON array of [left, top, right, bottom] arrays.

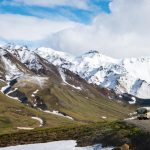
[[0, 121, 145, 149]]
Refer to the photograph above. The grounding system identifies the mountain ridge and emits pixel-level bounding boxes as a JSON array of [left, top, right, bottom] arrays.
[[1, 43, 150, 100], [35, 46, 150, 100]]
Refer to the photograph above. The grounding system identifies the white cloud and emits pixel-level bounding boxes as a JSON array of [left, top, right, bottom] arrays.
[[1, 0, 150, 58], [2, 0, 90, 10], [40, 0, 150, 58], [0, 14, 78, 41]]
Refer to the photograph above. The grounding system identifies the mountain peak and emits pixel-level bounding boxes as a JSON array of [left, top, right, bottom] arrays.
[[85, 50, 100, 55], [2, 43, 29, 51]]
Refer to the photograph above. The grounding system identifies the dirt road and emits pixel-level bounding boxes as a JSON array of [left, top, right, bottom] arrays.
[[125, 119, 150, 132]]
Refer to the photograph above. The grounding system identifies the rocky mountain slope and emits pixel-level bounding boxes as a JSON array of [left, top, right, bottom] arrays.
[[35, 47, 150, 101]]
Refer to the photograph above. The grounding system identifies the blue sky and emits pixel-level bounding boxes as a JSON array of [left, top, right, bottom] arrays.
[[0, 0, 110, 23], [0, 0, 150, 58]]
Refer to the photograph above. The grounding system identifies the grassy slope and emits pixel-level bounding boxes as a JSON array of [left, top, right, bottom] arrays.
[[0, 80, 6, 88], [14, 79, 135, 123], [0, 92, 76, 135], [48, 84, 133, 122], [0, 77, 139, 149], [0, 76, 135, 135]]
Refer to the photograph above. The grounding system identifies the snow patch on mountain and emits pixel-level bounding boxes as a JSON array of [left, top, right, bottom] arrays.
[[0, 52, 22, 80], [31, 117, 43, 127], [33, 89, 39, 94], [59, 68, 81, 90], [17, 76, 48, 88], [0, 79, 20, 101], [17, 127, 34, 130], [7, 88, 18, 95], [44, 110, 74, 120], [128, 97, 136, 104]]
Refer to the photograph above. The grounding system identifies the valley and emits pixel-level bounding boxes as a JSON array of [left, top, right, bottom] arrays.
[[0, 44, 149, 149]]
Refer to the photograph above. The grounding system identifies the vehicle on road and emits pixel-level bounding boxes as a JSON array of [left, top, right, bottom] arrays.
[[137, 107, 150, 120]]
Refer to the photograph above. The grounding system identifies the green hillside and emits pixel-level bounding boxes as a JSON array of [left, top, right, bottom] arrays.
[[0, 74, 135, 135], [0, 92, 76, 135], [14, 78, 134, 122]]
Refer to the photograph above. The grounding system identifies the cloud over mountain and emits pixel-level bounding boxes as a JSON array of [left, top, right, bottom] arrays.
[[1, 0, 150, 58]]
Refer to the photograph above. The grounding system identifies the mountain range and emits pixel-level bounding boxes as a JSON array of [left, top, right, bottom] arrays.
[[3, 43, 150, 134], [35, 46, 150, 100], [2, 44, 150, 101], [0, 43, 136, 134]]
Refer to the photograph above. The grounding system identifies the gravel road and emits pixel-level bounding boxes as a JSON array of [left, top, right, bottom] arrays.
[[125, 119, 150, 132]]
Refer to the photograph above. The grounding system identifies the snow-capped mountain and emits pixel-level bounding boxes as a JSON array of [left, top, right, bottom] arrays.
[[0, 46, 136, 139], [35, 47, 74, 66], [35, 48, 150, 99], [1, 43, 150, 100], [0, 47, 33, 80], [0, 45, 106, 109], [4, 44, 48, 73], [1, 44, 63, 79]]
